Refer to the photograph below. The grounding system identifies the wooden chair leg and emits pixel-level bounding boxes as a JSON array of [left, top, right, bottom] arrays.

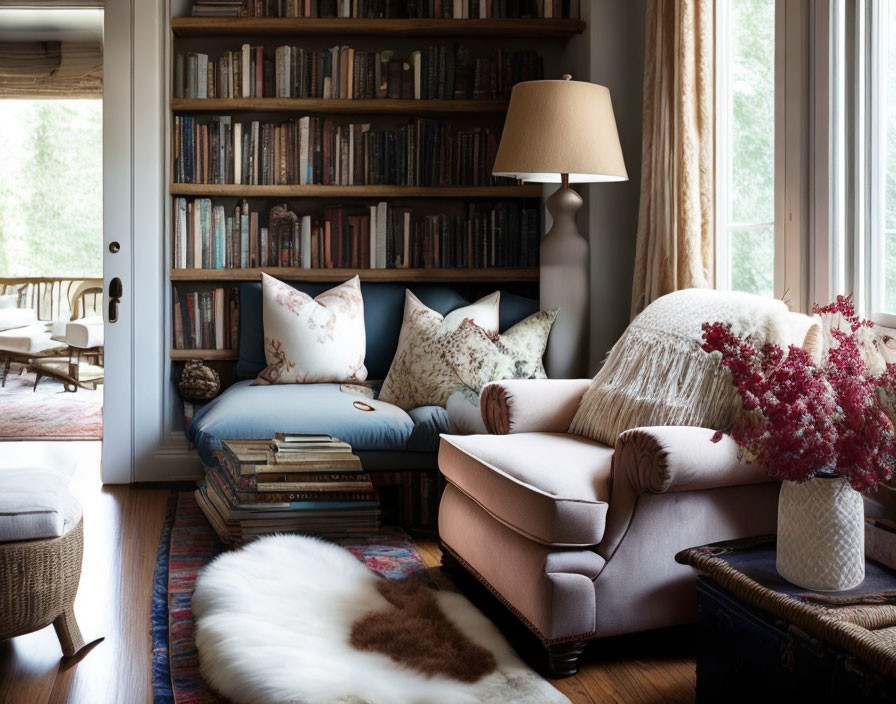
[[545, 640, 588, 678], [53, 604, 85, 657]]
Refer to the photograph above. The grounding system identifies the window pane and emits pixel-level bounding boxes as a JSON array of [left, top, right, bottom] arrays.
[[730, 225, 775, 297], [887, 1, 896, 231], [881, 2, 896, 312], [729, 0, 775, 225], [0, 100, 102, 278]]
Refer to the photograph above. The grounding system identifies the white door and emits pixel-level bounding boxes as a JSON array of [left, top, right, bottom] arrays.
[[101, 0, 166, 484], [101, 0, 133, 484]]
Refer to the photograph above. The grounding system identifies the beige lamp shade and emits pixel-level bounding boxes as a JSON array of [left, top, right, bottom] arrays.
[[492, 78, 628, 184]]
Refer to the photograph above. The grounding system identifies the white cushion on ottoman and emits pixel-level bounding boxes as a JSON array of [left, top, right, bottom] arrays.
[[0, 469, 82, 542]]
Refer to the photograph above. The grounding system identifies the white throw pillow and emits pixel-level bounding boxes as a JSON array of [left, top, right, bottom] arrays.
[[0, 294, 18, 310], [254, 273, 367, 384], [378, 290, 500, 410]]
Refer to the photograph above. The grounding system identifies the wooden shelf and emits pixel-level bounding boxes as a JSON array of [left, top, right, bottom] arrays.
[[171, 349, 238, 360], [171, 17, 585, 38], [170, 97, 509, 114], [169, 267, 539, 282], [169, 183, 541, 198]]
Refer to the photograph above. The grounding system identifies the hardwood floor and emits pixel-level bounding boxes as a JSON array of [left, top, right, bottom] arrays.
[[0, 442, 169, 704], [0, 442, 696, 704]]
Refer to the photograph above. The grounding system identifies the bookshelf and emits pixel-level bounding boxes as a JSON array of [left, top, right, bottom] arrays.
[[170, 266, 539, 282], [171, 17, 586, 38], [170, 184, 541, 197], [171, 97, 510, 113], [168, 10, 578, 364], [168, 5, 584, 535]]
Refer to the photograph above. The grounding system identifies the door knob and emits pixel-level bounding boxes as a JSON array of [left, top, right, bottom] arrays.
[[108, 277, 123, 323]]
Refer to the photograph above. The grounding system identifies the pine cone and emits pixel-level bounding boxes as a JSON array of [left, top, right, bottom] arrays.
[[179, 359, 220, 401]]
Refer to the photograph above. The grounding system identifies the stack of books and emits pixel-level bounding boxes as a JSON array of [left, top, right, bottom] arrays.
[[195, 434, 380, 543]]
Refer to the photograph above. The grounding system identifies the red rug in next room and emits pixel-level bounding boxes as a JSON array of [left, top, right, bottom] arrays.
[[0, 368, 103, 440]]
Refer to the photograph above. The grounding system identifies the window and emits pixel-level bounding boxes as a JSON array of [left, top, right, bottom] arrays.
[[0, 99, 102, 278], [869, 0, 896, 323], [715, 0, 776, 297]]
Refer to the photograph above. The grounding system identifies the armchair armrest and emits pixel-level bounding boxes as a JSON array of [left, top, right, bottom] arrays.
[[613, 426, 771, 494], [480, 378, 592, 435], [596, 425, 779, 563]]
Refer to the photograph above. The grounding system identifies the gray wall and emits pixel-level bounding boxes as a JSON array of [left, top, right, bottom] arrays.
[[561, 0, 646, 374]]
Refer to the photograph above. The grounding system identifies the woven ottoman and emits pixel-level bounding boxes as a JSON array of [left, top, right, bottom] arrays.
[[0, 468, 87, 657]]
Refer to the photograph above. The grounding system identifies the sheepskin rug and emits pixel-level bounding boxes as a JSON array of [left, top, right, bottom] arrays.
[[192, 534, 570, 704]]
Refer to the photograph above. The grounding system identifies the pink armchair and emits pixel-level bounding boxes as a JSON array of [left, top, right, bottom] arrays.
[[437, 378, 779, 677]]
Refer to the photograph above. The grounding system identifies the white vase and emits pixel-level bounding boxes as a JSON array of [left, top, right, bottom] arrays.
[[776, 474, 865, 591]]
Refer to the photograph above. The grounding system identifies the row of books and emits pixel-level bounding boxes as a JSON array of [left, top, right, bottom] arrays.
[[196, 436, 380, 543], [174, 115, 508, 187], [190, 0, 578, 19], [172, 198, 539, 269], [174, 44, 542, 101], [370, 470, 441, 530], [172, 285, 240, 350]]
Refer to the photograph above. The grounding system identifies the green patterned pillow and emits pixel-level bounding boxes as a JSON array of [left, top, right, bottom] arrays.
[[451, 310, 558, 394]]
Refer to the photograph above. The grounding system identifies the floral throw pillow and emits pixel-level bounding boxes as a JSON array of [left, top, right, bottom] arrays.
[[378, 290, 500, 410], [254, 273, 367, 384], [451, 310, 558, 393]]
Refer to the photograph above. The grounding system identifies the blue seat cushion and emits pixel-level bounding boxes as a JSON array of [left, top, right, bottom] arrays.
[[406, 406, 451, 452], [188, 381, 417, 466]]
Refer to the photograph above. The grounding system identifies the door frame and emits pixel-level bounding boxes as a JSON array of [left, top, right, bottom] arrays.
[[103, 0, 169, 483]]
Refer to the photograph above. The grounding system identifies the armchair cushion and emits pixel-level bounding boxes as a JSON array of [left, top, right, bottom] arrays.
[[480, 378, 591, 435], [439, 432, 613, 547]]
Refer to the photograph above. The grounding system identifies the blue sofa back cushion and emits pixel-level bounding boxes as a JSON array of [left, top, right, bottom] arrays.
[[235, 281, 539, 380]]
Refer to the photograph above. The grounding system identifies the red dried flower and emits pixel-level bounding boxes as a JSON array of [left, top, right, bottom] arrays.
[[702, 298, 896, 491]]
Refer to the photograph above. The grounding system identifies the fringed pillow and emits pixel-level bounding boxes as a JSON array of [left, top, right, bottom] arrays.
[[569, 288, 820, 446]]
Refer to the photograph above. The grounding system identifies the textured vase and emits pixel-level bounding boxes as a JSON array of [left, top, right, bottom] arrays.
[[776, 475, 865, 591]]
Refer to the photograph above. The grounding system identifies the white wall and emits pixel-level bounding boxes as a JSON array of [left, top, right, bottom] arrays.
[[563, 0, 646, 374]]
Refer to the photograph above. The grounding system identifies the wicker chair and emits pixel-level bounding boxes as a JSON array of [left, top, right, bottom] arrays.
[[0, 519, 87, 657]]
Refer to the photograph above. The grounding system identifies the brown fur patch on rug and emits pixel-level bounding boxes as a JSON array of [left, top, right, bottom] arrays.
[[350, 578, 497, 683]]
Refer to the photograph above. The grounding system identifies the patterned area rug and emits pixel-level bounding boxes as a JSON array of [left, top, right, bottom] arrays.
[[152, 491, 428, 704], [0, 366, 102, 440]]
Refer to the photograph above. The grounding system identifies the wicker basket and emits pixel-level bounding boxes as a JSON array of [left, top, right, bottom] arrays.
[[0, 519, 85, 656]]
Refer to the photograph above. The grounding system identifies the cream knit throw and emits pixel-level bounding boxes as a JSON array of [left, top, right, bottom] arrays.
[[569, 288, 818, 447]]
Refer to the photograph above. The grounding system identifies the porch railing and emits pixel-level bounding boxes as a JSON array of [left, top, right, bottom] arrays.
[[0, 277, 103, 321]]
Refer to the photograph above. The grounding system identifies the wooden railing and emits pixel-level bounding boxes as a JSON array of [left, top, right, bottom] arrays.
[[0, 277, 102, 321]]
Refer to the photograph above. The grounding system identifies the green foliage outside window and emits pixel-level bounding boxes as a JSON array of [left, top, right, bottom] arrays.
[[727, 0, 775, 298], [0, 100, 102, 278]]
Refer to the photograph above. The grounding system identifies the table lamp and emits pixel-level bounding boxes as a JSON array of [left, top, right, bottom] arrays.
[[493, 75, 627, 376]]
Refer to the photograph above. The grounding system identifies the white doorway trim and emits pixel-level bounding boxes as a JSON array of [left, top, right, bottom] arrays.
[[102, 0, 169, 483]]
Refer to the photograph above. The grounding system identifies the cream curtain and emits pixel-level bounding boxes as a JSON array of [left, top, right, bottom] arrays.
[[630, 0, 714, 318]]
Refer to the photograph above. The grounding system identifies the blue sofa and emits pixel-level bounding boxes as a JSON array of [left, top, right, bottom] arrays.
[[187, 280, 539, 471]]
